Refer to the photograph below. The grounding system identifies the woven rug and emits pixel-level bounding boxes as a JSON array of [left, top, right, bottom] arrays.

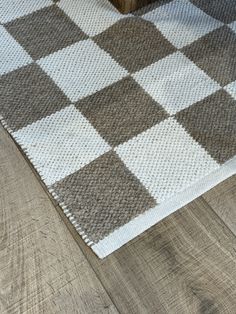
[[0, 0, 236, 258]]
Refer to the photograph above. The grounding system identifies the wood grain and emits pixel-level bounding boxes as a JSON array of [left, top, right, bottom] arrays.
[[0, 126, 118, 314], [1, 124, 236, 313], [68, 195, 236, 313], [109, 0, 157, 13], [203, 175, 236, 236]]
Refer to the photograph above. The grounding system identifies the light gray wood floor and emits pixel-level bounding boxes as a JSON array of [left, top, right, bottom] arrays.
[[1, 125, 236, 314]]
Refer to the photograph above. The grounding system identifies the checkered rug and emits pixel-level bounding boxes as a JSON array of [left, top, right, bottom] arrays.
[[0, 0, 236, 258]]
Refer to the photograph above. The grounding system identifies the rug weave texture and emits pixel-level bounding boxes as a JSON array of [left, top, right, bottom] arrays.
[[0, 0, 236, 257]]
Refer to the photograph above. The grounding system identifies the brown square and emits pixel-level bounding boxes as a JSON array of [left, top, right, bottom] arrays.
[[5, 5, 88, 60], [93, 17, 176, 73], [0, 63, 70, 131], [182, 26, 236, 86], [52, 151, 156, 242], [176, 90, 236, 164], [76, 76, 168, 146], [190, 0, 236, 23]]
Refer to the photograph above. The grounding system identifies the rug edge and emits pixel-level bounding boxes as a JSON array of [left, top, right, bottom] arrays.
[[0, 115, 95, 248], [1, 115, 236, 259], [92, 157, 236, 258]]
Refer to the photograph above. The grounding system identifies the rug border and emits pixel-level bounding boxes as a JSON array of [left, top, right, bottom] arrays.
[[1, 115, 236, 259], [92, 157, 236, 258], [0, 115, 96, 247]]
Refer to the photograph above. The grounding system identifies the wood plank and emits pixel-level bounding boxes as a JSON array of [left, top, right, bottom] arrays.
[[68, 197, 236, 313], [8, 120, 235, 313], [1, 123, 236, 313], [109, 0, 157, 13], [203, 175, 236, 236], [0, 126, 118, 314]]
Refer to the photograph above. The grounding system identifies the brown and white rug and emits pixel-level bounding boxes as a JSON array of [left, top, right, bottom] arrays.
[[0, 0, 236, 257]]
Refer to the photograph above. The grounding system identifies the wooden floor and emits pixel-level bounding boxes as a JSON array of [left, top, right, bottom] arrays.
[[1, 124, 236, 314]]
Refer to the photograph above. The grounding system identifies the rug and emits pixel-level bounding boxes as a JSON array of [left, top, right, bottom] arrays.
[[0, 0, 236, 258]]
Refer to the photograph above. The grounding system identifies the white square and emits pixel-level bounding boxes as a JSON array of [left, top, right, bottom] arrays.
[[225, 81, 236, 100], [133, 52, 220, 114], [143, 0, 223, 48], [0, 26, 32, 75], [116, 118, 219, 202], [0, 0, 52, 23], [13, 105, 111, 186], [229, 21, 236, 34], [58, 0, 125, 36], [37, 39, 128, 102]]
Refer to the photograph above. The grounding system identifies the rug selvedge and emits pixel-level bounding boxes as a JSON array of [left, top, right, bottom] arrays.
[[0, 0, 236, 257]]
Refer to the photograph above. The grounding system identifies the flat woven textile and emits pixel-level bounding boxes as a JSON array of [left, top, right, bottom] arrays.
[[0, 0, 236, 258]]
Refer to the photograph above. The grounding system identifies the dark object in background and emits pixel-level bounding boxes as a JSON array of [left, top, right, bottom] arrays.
[[109, 0, 157, 13]]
